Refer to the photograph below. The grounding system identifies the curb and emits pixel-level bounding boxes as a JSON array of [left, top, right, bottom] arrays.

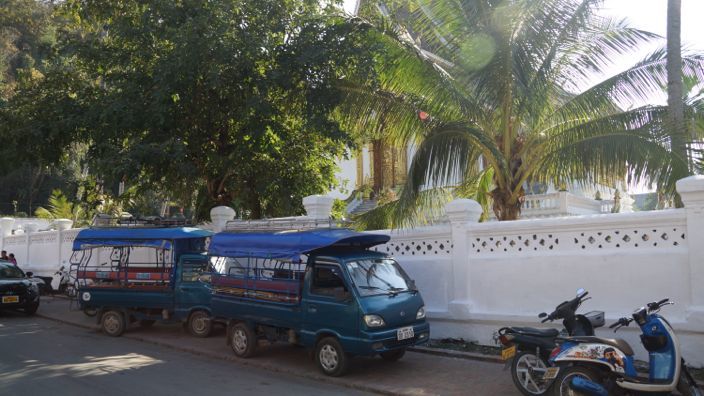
[[35, 312, 398, 396], [408, 346, 503, 364]]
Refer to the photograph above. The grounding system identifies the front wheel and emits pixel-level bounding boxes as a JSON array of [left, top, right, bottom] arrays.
[[315, 337, 348, 377], [24, 301, 39, 315], [511, 351, 550, 395], [678, 366, 703, 396], [552, 366, 601, 396], [187, 310, 212, 338]]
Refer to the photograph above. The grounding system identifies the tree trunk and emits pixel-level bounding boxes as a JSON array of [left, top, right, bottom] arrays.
[[490, 186, 522, 221], [667, 0, 686, 207]]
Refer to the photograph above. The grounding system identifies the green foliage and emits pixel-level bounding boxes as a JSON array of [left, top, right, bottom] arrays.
[[348, 0, 704, 222], [330, 198, 347, 220], [3, 0, 378, 221], [34, 189, 88, 226]]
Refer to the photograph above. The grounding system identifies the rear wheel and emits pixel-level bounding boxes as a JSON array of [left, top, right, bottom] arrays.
[[511, 351, 550, 395], [315, 337, 348, 377], [230, 323, 257, 358], [380, 348, 406, 362], [552, 366, 600, 396], [83, 308, 98, 317], [187, 310, 212, 337], [101, 310, 126, 337]]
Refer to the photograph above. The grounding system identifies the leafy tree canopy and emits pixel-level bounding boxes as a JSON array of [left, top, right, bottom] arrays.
[[3, 0, 378, 220]]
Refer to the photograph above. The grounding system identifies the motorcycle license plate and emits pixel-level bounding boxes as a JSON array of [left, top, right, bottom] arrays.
[[543, 367, 560, 380], [2, 295, 19, 303], [501, 345, 516, 360], [397, 326, 414, 341]]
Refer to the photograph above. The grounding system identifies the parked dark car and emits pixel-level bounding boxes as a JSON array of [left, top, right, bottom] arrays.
[[0, 261, 40, 315]]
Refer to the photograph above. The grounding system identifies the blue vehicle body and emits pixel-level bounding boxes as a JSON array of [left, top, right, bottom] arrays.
[[73, 227, 215, 336], [209, 229, 429, 371]]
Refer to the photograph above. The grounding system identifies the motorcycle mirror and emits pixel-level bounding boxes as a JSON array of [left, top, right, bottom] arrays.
[[538, 312, 548, 318], [576, 288, 585, 297]]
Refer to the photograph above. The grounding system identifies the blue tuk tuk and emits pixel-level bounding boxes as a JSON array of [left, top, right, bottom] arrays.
[[208, 227, 430, 376], [72, 226, 214, 337]]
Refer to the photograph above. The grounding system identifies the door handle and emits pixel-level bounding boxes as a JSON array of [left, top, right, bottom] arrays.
[[308, 305, 317, 313]]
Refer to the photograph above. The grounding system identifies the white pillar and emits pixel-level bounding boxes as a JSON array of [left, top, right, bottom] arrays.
[[302, 195, 334, 219], [445, 199, 483, 318], [0, 217, 14, 237], [210, 206, 236, 232], [677, 175, 704, 324]]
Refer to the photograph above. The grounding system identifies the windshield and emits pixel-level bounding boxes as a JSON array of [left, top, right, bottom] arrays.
[[0, 264, 24, 279], [346, 258, 413, 296]]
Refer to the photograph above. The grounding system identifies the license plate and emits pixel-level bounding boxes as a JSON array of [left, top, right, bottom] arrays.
[[501, 345, 516, 360], [2, 295, 19, 303], [397, 326, 414, 340], [543, 367, 560, 380]]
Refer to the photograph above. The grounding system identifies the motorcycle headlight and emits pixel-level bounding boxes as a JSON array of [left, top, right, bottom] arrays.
[[363, 314, 386, 328], [416, 306, 426, 320]]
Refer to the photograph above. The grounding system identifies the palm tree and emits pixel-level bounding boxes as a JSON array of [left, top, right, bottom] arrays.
[[667, 0, 686, 207], [341, 0, 704, 223]]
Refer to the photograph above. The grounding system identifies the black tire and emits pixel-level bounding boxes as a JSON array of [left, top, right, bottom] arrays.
[[101, 310, 126, 337], [140, 319, 156, 328], [315, 336, 349, 377], [187, 310, 212, 338], [511, 351, 550, 396], [24, 301, 39, 315], [83, 308, 98, 317], [380, 348, 406, 362], [552, 365, 601, 396], [229, 323, 257, 358], [678, 366, 704, 396]]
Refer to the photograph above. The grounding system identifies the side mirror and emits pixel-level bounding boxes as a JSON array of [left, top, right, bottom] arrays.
[[409, 279, 417, 290], [26, 272, 34, 278], [538, 312, 548, 318]]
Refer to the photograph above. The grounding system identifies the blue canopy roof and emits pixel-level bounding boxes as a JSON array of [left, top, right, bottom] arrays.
[[73, 227, 213, 251], [209, 228, 390, 259]]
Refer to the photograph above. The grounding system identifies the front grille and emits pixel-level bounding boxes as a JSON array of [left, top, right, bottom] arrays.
[[0, 284, 27, 294], [383, 336, 418, 348]]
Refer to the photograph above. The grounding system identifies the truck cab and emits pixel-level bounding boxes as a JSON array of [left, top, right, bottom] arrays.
[[73, 226, 214, 337], [209, 226, 429, 376]]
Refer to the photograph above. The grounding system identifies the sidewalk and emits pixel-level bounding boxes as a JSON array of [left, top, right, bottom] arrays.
[[37, 297, 518, 396]]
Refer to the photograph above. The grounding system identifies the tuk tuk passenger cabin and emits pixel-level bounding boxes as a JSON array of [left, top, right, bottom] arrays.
[[73, 226, 214, 337]]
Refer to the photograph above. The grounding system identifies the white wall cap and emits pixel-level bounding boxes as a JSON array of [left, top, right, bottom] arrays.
[[445, 199, 483, 224], [210, 206, 236, 232], [54, 219, 74, 231], [676, 175, 704, 194], [302, 195, 335, 219]]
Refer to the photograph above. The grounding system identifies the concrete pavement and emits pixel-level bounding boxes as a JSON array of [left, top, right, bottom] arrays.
[[32, 296, 519, 395], [0, 313, 371, 396]]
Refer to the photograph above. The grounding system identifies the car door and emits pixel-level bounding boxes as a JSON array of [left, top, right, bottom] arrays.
[[303, 258, 359, 342], [174, 256, 212, 315]]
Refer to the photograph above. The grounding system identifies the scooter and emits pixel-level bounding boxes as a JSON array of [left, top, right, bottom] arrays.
[[547, 298, 702, 396], [496, 289, 605, 395]]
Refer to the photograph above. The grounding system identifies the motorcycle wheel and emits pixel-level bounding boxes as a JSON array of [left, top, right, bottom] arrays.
[[552, 366, 600, 396], [511, 351, 550, 395], [678, 366, 703, 396]]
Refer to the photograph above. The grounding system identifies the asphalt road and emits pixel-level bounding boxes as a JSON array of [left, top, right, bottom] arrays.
[[0, 312, 370, 396]]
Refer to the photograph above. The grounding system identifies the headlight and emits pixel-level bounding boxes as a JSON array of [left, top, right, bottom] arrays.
[[416, 306, 426, 320], [363, 314, 386, 327]]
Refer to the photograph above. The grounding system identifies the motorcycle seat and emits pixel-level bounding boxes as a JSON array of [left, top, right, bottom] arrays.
[[566, 336, 634, 356], [510, 327, 560, 337]]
